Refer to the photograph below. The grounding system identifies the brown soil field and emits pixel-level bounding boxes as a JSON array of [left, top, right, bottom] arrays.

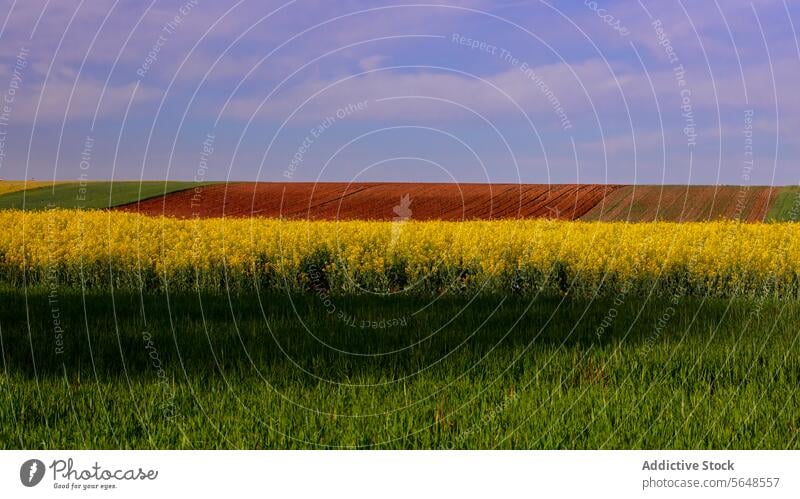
[[116, 182, 619, 220], [580, 185, 778, 222]]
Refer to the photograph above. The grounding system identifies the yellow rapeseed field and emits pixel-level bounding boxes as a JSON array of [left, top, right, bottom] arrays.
[[0, 180, 60, 196], [1, 209, 798, 296]]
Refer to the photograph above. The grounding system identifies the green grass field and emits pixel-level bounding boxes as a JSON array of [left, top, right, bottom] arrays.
[[0, 181, 206, 210], [1, 288, 798, 449], [767, 187, 800, 222]]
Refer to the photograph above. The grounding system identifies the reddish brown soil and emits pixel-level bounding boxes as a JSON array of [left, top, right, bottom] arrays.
[[115, 182, 619, 220], [580, 185, 778, 222]]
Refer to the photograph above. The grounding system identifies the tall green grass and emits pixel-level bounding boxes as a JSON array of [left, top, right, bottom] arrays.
[[1, 288, 798, 449]]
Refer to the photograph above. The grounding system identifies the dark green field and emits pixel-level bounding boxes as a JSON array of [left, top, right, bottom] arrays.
[[1, 288, 798, 449], [0, 181, 206, 210]]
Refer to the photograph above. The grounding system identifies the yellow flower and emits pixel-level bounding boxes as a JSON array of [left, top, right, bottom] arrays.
[[0, 210, 797, 296]]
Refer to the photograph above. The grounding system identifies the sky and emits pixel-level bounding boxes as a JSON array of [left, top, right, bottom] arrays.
[[0, 0, 797, 185]]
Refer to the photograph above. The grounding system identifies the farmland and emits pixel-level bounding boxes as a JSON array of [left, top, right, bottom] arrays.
[[1, 288, 798, 449], [3, 181, 798, 222], [0, 180, 67, 196], [0, 181, 206, 210], [117, 182, 618, 220], [581, 185, 778, 222], [767, 187, 800, 222], [3, 210, 800, 297], [1, 189, 800, 450]]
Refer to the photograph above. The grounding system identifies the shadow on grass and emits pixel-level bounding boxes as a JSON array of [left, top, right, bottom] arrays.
[[0, 287, 788, 381]]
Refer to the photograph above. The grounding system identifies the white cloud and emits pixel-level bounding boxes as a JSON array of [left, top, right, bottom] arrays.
[[222, 58, 625, 125], [4, 75, 160, 123]]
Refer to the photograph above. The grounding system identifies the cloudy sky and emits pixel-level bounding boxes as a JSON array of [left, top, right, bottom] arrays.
[[0, 0, 797, 185]]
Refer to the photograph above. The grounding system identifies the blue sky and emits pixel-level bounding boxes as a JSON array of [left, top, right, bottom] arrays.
[[0, 0, 797, 185]]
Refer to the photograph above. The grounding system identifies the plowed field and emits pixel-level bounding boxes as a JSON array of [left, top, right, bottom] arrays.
[[580, 185, 778, 222], [116, 182, 619, 220]]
